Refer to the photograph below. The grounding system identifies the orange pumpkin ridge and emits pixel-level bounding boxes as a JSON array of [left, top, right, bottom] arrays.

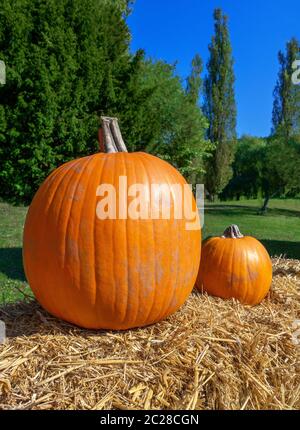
[[23, 117, 201, 329], [196, 224, 272, 305]]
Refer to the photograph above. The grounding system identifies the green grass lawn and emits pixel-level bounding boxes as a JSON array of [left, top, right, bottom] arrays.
[[0, 202, 32, 304], [203, 198, 300, 259], [0, 198, 300, 305]]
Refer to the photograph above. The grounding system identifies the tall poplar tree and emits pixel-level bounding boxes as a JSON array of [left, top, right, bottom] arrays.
[[186, 54, 203, 105], [272, 37, 300, 138], [203, 8, 237, 200], [268, 38, 300, 204], [185, 54, 212, 183]]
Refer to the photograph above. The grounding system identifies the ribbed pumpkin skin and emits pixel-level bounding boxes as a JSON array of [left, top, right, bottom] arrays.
[[23, 152, 201, 329], [196, 236, 272, 305]]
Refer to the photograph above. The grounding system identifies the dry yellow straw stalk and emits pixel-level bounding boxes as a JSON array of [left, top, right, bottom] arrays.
[[0, 257, 299, 410]]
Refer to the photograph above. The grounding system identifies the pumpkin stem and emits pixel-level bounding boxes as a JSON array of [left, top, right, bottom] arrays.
[[222, 225, 244, 239], [98, 117, 128, 153]]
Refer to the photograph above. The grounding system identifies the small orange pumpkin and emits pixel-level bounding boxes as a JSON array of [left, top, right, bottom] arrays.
[[23, 117, 201, 329], [196, 225, 272, 305]]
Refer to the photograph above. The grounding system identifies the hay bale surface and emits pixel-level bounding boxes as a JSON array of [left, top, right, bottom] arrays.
[[0, 257, 299, 410]]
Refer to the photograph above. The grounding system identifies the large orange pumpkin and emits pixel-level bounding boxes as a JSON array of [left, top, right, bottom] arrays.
[[196, 225, 272, 305], [23, 117, 201, 329]]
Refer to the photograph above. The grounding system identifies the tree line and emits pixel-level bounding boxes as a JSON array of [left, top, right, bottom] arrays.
[[0, 0, 299, 207], [222, 37, 300, 210]]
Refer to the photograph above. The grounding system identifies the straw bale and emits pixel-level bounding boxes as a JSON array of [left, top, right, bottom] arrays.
[[0, 257, 299, 410]]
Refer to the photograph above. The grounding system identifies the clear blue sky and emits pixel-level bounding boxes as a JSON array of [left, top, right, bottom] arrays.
[[127, 0, 300, 137]]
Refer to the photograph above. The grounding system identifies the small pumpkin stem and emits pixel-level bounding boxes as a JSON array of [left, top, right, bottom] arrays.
[[99, 117, 128, 153], [222, 225, 244, 239]]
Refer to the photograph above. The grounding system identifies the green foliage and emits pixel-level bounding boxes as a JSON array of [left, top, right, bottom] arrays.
[[0, 0, 210, 203], [220, 135, 284, 202], [268, 134, 300, 196], [221, 136, 268, 200], [223, 38, 300, 204], [203, 8, 237, 199], [118, 59, 211, 181], [272, 38, 300, 138], [0, 0, 133, 203], [186, 54, 203, 106], [270, 38, 300, 198]]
